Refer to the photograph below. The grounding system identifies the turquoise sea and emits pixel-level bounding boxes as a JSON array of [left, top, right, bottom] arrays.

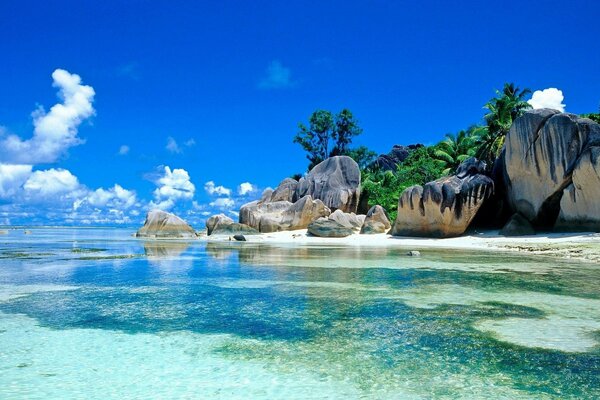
[[0, 228, 599, 399]]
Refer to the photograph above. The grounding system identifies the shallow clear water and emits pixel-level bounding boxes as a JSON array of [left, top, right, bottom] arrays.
[[0, 228, 599, 399]]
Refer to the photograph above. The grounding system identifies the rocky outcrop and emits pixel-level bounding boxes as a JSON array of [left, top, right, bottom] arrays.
[[371, 144, 423, 172], [499, 213, 535, 236], [555, 147, 600, 231], [295, 156, 361, 213], [206, 213, 234, 236], [360, 205, 391, 234], [211, 222, 259, 236], [307, 218, 354, 238], [504, 109, 600, 231], [391, 158, 494, 238], [269, 178, 298, 202], [240, 195, 330, 233], [328, 209, 365, 230], [136, 210, 197, 239]]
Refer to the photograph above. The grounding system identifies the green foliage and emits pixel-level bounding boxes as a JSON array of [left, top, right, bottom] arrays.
[[293, 110, 334, 170], [432, 128, 477, 175], [362, 147, 445, 221], [294, 109, 366, 170], [345, 145, 377, 170], [474, 83, 531, 166], [581, 113, 600, 123]]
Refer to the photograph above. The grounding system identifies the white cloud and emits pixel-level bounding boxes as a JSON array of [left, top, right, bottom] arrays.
[[258, 60, 295, 90], [85, 184, 136, 209], [185, 138, 196, 147], [118, 145, 130, 155], [166, 136, 181, 154], [0, 69, 95, 164], [209, 197, 235, 209], [23, 168, 81, 196], [204, 181, 232, 196], [0, 164, 33, 199], [151, 166, 195, 210], [238, 182, 257, 196], [528, 88, 565, 112]]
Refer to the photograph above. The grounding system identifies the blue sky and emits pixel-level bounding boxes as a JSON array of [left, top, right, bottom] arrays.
[[1, 0, 599, 226]]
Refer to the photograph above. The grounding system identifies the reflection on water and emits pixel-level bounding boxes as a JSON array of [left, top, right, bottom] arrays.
[[0, 228, 599, 399]]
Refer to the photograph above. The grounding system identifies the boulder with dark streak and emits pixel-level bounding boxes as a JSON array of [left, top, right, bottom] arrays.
[[391, 158, 494, 238], [504, 109, 600, 231], [295, 156, 361, 213], [307, 217, 354, 238], [370, 144, 424, 172], [206, 213, 234, 236], [360, 205, 391, 234]]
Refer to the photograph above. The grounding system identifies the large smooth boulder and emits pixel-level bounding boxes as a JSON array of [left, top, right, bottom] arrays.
[[556, 147, 600, 231], [391, 158, 494, 238], [295, 156, 361, 213], [211, 222, 259, 236], [206, 213, 234, 236], [308, 218, 354, 238], [269, 178, 299, 202], [328, 209, 365, 230], [136, 210, 197, 239], [504, 109, 600, 230], [370, 144, 423, 171], [360, 205, 391, 234], [499, 213, 535, 236], [239, 195, 330, 233]]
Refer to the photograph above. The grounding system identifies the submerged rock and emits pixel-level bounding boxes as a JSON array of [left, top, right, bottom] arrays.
[[233, 234, 247, 241], [360, 205, 391, 234], [391, 158, 494, 238], [504, 109, 600, 230], [206, 213, 234, 236], [499, 213, 535, 236], [295, 156, 361, 213], [406, 250, 421, 257], [136, 210, 197, 239], [307, 218, 354, 238]]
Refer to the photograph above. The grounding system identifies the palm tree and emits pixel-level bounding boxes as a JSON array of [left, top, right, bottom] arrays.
[[433, 128, 477, 175], [474, 83, 531, 166]]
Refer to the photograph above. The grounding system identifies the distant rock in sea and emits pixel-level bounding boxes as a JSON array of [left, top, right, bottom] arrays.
[[136, 210, 197, 239]]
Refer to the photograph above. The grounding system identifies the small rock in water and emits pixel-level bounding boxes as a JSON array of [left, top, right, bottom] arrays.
[[406, 250, 421, 257], [23, 230, 31, 234], [233, 234, 246, 242]]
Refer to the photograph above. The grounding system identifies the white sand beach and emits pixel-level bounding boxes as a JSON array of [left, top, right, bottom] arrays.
[[206, 229, 600, 263]]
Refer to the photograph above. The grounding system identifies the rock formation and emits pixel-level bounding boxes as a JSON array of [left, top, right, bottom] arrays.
[[370, 144, 423, 172], [211, 222, 259, 236], [295, 156, 361, 213], [240, 194, 330, 233], [391, 158, 494, 238], [360, 205, 391, 234], [504, 109, 600, 231], [328, 209, 365, 230], [206, 213, 234, 236], [499, 213, 535, 236], [136, 210, 197, 239], [307, 217, 355, 238], [269, 178, 298, 202]]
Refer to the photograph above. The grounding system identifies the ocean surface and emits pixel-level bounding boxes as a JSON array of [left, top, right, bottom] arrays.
[[0, 228, 599, 399]]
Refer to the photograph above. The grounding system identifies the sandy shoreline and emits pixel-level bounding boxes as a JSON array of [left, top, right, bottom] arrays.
[[206, 229, 600, 263]]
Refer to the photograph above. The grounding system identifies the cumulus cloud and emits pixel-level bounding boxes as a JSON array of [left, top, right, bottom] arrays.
[[23, 168, 81, 197], [209, 197, 235, 209], [204, 181, 232, 196], [528, 88, 565, 112], [0, 164, 33, 199], [151, 166, 195, 210], [0, 69, 95, 164], [81, 184, 137, 210], [258, 60, 295, 90], [238, 182, 257, 196], [118, 145, 130, 155]]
